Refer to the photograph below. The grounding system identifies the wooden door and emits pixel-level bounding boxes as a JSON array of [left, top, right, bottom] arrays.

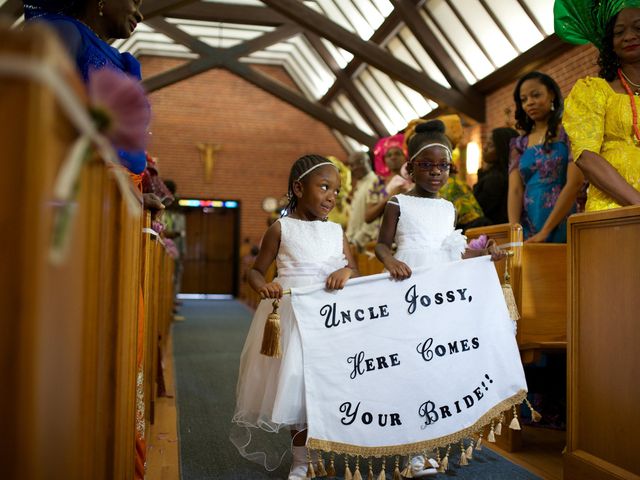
[[181, 206, 239, 295]]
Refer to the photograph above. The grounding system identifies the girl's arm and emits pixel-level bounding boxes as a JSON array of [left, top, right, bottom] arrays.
[[527, 162, 584, 243], [577, 150, 640, 206], [247, 222, 283, 299], [326, 234, 360, 290], [507, 168, 523, 224], [374, 199, 412, 279]]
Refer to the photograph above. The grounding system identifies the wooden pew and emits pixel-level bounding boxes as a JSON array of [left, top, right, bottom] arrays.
[[564, 207, 640, 480], [465, 223, 568, 453], [354, 242, 384, 276], [0, 24, 174, 480], [465, 223, 567, 361]]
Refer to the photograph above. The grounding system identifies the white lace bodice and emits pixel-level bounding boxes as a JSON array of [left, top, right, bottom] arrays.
[[275, 217, 346, 289], [393, 194, 466, 269]]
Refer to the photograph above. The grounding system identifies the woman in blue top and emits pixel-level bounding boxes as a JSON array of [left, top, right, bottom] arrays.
[[24, 0, 147, 175], [508, 71, 584, 243]]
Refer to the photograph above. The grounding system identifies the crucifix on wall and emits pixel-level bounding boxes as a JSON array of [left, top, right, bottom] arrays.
[[197, 143, 222, 182]]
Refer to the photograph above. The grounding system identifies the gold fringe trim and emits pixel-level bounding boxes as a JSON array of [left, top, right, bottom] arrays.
[[307, 390, 527, 457]]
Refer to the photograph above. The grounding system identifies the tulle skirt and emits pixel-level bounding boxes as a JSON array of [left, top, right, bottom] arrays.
[[231, 265, 345, 470]]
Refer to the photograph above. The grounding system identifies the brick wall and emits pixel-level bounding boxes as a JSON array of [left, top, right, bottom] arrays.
[[484, 43, 600, 135], [140, 57, 348, 246]]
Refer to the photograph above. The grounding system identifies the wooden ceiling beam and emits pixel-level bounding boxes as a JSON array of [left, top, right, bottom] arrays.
[[0, 0, 22, 18], [261, 0, 485, 121], [474, 34, 573, 94], [224, 59, 377, 148], [305, 32, 389, 138], [141, 0, 199, 20], [142, 23, 300, 92], [320, 10, 404, 105], [389, 0, 473, 96], [167, 2, 287, 26], [142, 17, 375, 146]]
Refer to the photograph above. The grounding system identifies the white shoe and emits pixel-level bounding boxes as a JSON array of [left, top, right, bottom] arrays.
[[288, 446, 308, 480], [410, 455, 439, 477]]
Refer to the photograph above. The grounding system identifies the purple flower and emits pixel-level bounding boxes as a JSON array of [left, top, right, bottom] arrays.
[[87, 68, 150, 151], [468, 234, 488, 250]]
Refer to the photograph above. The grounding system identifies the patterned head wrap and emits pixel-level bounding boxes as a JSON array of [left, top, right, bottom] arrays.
[[554, 0, 640, 50], [372, 133, 406, 177], [23, 0, 81, 19]]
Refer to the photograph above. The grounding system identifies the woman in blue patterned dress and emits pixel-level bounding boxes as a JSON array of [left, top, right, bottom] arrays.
[[508, 71, 584, 243], [24, 0, 147, 175]]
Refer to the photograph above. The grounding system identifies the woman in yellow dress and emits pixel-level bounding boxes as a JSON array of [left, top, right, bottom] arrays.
[[557, 0, 640, 210]]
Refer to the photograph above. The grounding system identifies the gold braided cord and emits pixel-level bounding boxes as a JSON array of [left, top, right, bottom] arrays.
[[307, 389, 527, 457]]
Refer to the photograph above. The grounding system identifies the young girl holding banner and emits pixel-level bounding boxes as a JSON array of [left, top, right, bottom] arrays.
[[376, 120, 503, 281], [375, 120, 504, 476], [231, 155, 358, 479]]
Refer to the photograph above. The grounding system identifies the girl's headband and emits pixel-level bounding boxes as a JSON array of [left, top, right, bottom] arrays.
[[409, 143, 453, 162], [296, 161, 338, 181]]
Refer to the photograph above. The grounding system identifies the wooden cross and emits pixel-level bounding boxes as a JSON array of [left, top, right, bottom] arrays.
[[197, 143, 221, 182]]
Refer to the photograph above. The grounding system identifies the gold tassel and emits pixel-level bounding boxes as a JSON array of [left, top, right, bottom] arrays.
[[307, 448, 316, 479], [392, 456, 401, 480], [327, 453, 336, 478], [476, 434, 483, 451], [367, 458, 374, 480], [316, 451, 327, 477], [459, 442, 468, 466], [525, 398, 542, 422], [502, 253, 520, 322], [439, 447, 449, 473], [260, 299, 282, 357], [466, 440, 474, 460], [344, 456, 353, 480], [495, 414, 503, 436], [353, 456, 362, 480], [502, 283, 520, 322], [509, 405, 521, 430], [400, 456, 413, 478], [376, 458, 386, 480], [488, 422, 496, 443]]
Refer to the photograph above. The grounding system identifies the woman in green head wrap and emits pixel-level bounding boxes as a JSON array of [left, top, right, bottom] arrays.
[[557, 0, 640, 210]]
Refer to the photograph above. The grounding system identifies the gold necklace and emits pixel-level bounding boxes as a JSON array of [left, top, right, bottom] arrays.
[[620, 69, 640, 95]]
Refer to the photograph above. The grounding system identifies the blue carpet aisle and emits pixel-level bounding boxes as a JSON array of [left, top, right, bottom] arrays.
[[172, 299, 541, 480]]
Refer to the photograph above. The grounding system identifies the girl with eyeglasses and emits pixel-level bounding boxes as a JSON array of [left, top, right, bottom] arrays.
[[375, 120, 503, 281]]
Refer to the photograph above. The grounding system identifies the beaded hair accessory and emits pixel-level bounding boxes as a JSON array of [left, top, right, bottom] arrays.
[[297, 161, 338, 181], [409, 143, 453, 162]]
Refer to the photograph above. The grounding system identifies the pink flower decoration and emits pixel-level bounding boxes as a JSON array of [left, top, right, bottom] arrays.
[[87, 68, 150, 151], [468, 234, 488, 250]]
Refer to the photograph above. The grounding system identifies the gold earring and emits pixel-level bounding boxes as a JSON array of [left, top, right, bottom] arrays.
[[98, 0, 104, 16]]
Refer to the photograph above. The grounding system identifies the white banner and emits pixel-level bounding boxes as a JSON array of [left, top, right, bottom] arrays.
[[291, 256, 527, 456]]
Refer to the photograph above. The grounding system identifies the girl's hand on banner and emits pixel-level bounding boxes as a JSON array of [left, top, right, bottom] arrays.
[[326, 267, 354, 290], [259, 281, 283, 299], [385, 258, 412, 280]]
